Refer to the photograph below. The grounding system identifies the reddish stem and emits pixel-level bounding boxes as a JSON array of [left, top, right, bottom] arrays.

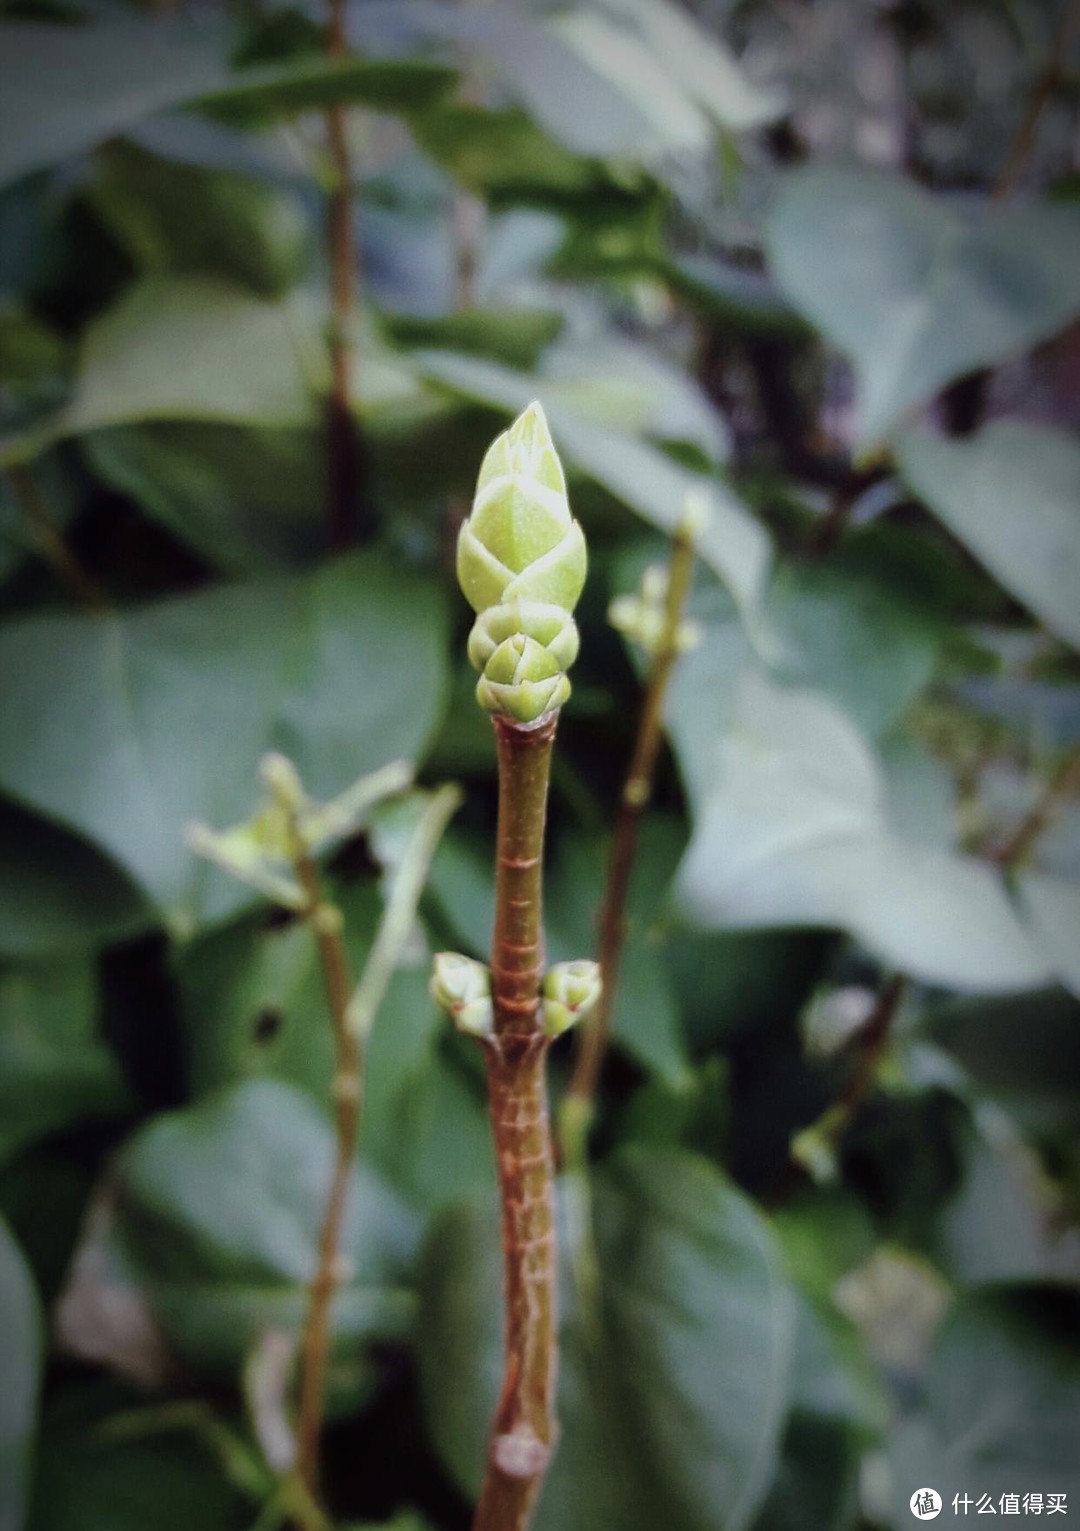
[[473, 712, 560, 1531]]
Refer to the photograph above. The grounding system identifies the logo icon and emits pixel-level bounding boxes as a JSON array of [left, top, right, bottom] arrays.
[[910, 1489, 942, 1520]]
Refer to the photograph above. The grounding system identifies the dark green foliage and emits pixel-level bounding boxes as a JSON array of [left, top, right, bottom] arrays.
[[1, 1, 1078, 1528]]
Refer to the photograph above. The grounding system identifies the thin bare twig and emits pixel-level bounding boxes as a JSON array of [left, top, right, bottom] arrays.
[[994, 1, 1078, 202], [324, 0, 367, 547], [564, 523, 697, 1136], [292, 853, 357, 1505], [991, 744, 1080, 871]]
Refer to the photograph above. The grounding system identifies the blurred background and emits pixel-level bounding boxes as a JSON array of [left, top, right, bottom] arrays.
[[1, 1, 1079, 1529]]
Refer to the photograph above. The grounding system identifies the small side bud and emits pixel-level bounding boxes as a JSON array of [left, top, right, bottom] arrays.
[[259, 752, 304, 809], [431, 952, 494, 1039], [542, 959, 602, 1037]]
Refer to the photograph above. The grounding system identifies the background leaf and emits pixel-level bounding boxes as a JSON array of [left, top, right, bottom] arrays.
[[418, 1149, 795, 1531], [0, 551, 447, 928], [0, 957, 129, 1167], [766, 168, 1080, 444], [898, 422, 1080, 652], [110, 1079, 419, 1378]]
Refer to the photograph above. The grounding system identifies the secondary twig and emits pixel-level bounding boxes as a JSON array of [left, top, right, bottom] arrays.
[[994, 0, 1078, 201], [324, 0, 367, 548], [564, 523, 697, 1138], [473, 711, 561, 1531], [292, 850, 357, 1506], [991, 743, 1080, 871]]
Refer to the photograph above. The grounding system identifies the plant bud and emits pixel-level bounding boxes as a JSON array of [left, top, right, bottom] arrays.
[[430, 951, 495, 1039], [541, 959, 602, 1037], [457, 402, 587, 723]]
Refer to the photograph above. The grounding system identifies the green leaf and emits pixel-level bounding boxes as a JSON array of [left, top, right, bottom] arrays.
[[415, 349, 774, 649], [86, 142, 309, 299], [27, 1386, 247, 1531], [0, 1215, 41, 1531], [417, 1149, 796, 1531], [0, 957, 129, 1166], [0, 15, 455, 191], [1017, 872, 1080, 999], [674, 672, 1048, 991], [0, 551, 448, 929], [112, 1079, 419, 1376], [382, 308, 564, 371], [1, 277, 317, 466], [194, 54, 456, 125], [83, 423, 326, 573], [897, 422, 1080, 652], [0, 801, 150, 961], [0, 16, 229, 190], [556, 0, 783, 138], [926, 987, 1080, 1140], [770, 562, 943, 742], [766, 168, 1080, 445], [889, 1287, 1080, 1520]]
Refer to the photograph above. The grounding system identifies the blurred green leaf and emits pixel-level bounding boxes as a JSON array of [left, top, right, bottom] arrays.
[[674, 672, 1048, 990], [1017, 872, 1080, 999], [0, 16, 229, 190], [770, 563, 943, 742], [766, 169, 1080, 445], [112, 1079, 419, 1376], [0, 551, 447, 929], [87, 143, 309, 299], [0, 957, 129, 1166], [83, 423, 326, 573], [1, 277, 317, 466], [0, 1214, 41, 1531], [0, 15, 455, 192], [382, 307, 563, 369], [194, 54, 457, 125], [0, 801, 150, 961], [889, 1287, 1080, 1521], [898, 422, 1080, 652], [926, 986, 1080, 1139], [27, 1385, 247, 1531], [418, 1149, 795, 1531]]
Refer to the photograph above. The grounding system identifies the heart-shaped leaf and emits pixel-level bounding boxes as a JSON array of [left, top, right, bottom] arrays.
[[110, 1079, 420, 1376], [673, 671, 1048, 991], [0, 551, 447, 930], [898, 422, 1080, 652], [766, 168, 1080, 445]]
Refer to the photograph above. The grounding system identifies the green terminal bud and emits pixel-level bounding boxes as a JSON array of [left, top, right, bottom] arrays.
[[541, 959, 602, 1038], [430, 951, 495, 1039], [457, 402, 587, 723]]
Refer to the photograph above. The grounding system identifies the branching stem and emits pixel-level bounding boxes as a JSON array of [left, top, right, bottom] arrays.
[[472, 711, 560, 1531], [992, 744, 1080, 872], [324, 0, 367, 547], [565, 523, 696, 1136], [292, 851, 358, 1508]]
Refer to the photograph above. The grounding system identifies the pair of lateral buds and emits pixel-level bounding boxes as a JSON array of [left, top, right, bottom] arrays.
[[430, 951, 602, 1041]]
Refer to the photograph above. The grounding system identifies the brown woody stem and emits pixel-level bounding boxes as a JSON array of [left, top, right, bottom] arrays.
[[992, 744, 1080, 872], [292, 852, 359, 1515], [472, 711, 560, 1531], [324, 0, 368, 548], [564, 524, 696, 1136]]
